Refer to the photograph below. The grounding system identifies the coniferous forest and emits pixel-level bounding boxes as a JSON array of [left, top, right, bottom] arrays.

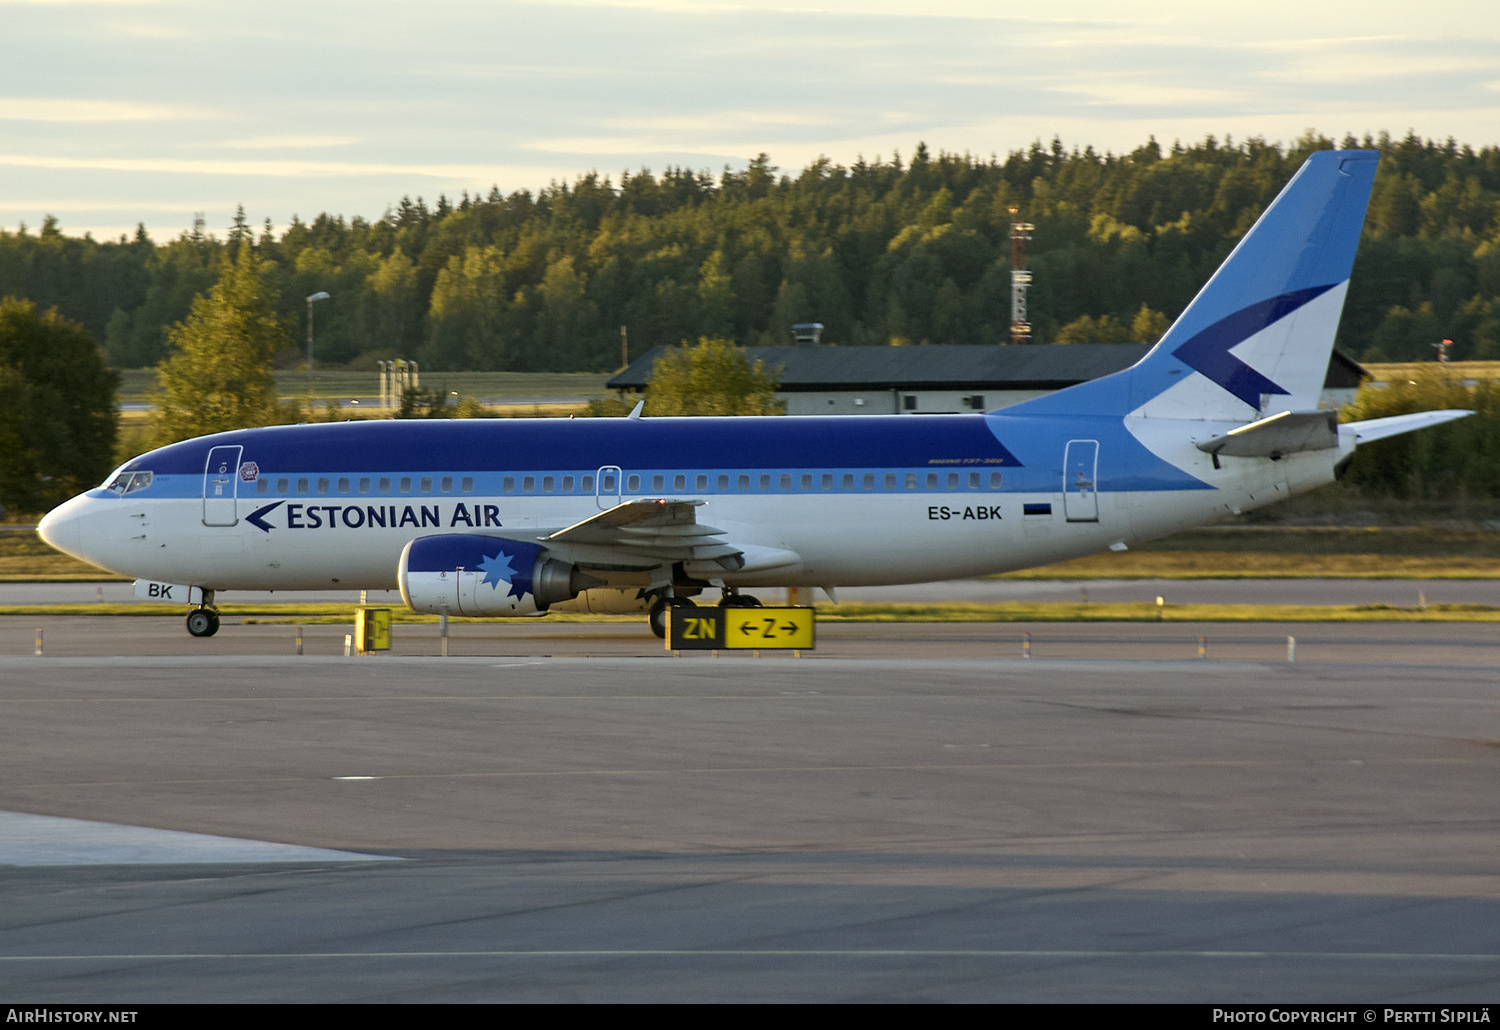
[[2, 131, 1498, 372]]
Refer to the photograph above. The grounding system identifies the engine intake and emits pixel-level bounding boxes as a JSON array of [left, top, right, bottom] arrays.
[[398, 534, 600, 616]]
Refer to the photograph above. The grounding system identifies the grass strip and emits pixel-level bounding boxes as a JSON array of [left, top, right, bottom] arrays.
[[995, 553, 1500, 579], [811, 601, 1500, 622]]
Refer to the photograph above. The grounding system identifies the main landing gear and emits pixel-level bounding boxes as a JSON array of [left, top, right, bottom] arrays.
[[185, 589, 220, 638], [647, 589, 766, 638], [648, 596, 696, 639]]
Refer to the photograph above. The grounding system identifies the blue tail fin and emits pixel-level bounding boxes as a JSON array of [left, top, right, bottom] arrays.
[[1012, 149, 1379, 421]]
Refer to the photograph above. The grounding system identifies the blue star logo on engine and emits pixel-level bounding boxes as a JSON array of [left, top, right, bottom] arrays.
[[478, 550, 517, 590]]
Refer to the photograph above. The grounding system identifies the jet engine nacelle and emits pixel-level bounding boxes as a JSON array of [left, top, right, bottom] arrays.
[[550, 587, 652, 615], [398, 534, 599, 617]]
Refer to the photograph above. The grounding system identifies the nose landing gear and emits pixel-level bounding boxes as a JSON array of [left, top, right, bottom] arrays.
[[185, 589, 220, 637], [185, 608, 220, 637]]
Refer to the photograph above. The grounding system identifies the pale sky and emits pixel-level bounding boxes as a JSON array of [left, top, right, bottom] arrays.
[[3, 0, 1498, 240]]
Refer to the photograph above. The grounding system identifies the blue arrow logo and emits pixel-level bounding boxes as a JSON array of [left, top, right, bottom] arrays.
[[1171, 285, 1336, 409], [246, 501, 282, 533]]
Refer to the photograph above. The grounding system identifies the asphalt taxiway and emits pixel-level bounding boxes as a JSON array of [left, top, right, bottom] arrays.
[[0, 630, 1497, 1002]]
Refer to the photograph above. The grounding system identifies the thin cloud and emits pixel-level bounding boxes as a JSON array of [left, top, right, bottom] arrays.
[[0, 153, 533, 179], [1062, 81, 1247, 109], [213, 135, 360, 150], [1264, 52, 1500, 85], [0, 98, 212, 122]]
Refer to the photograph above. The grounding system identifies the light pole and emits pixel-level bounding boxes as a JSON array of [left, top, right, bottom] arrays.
[[306, 292, 330, 387]]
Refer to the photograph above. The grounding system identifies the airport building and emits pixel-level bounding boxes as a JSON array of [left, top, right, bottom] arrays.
[[608, 344, 1368, 415]]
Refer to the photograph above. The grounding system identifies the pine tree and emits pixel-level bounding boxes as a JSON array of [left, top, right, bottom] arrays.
[[148, 241, 291, 446]]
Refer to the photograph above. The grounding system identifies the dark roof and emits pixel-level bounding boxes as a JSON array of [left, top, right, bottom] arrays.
[[1325, 349, 1370, 389], [607, 344, 1369, 393], [608, 344, 1151, 393]]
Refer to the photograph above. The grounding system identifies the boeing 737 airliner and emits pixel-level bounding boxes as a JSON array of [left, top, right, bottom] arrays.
[[39, 150, 1470, 638]]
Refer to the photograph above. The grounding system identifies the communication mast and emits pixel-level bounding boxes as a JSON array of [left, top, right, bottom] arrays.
[[1009, 208, 1034, 345]]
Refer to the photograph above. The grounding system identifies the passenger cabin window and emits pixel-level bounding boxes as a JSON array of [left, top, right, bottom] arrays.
[[884, 473, 896, 489], [821, 474, 833, 489], [718, 474, 730, 490], [523, 476, 535, 493], [562, 475, 574, 491], [277, 478, 289, 494], [503, 476, 515, 493], [440, 477, 453, 493], [738, 474, 750, 490], [400, 477, 412, 494], [651, 474, 664, 491], [801, 474, 813, 490], [843, 473, 854, 489], [601, 473, 615, 491], [626, 474, 641, 492], [582, 475, 594, 491], [542, 476, 554, 492], [420, 477, 432, 493], [358, 478, 371, 494], [759, 474, 771, 490], [926, 473, 939, 489], [297, 478, 309, 494], [461, 476, 474, 493], [256, 479, 269, 495], [989, 471, 1002, 488], [317, 478, 329, 494], [906, 473, 918, 489], [695, 474, 707, 490], [780, 473, 792, 489], [969, 472, 980, 489], [862, 473, 874, 489], [378, 477, 391, 494], [339, 478, 351, 493], [674, 474, 686, 491]]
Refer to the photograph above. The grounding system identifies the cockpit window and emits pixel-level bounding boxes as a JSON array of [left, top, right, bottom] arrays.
[[104, 471, 153, 495]]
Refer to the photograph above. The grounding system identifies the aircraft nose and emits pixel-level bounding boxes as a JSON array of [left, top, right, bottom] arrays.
[[38, 494, 88, 559]]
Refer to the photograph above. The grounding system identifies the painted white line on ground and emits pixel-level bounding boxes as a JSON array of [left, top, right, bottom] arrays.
[[0, 811, 398, 866]]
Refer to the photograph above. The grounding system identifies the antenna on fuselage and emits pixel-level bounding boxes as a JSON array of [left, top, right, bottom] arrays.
[[627, 400, 645, 419]]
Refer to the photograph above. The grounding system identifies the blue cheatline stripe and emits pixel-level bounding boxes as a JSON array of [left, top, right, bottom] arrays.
[[115, 407, 1213, 500], [127, 466, 1018, 502], [129, 414, 1023, 477]]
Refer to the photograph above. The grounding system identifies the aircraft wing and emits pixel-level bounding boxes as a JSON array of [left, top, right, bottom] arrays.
[[542, 498, 745, 565]]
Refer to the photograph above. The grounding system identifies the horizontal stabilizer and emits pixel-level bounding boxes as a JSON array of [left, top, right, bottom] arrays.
[[1196, 410, 1338, 458], [1341, 409, 1473, 444]]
